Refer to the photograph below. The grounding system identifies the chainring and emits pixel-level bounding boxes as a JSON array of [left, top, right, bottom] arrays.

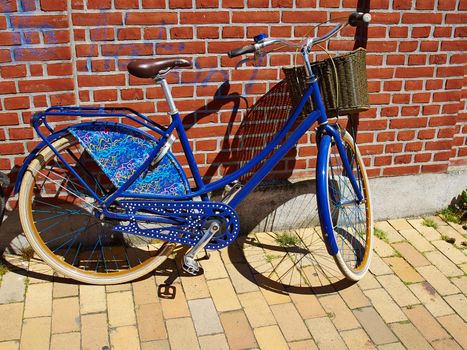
[[113, 200, 240, 249]]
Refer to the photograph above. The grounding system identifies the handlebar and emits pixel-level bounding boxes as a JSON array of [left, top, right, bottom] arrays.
[[227, 11, 371, 58]]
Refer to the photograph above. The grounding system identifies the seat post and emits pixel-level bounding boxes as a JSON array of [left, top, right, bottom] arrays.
[[157, 78, 178, 115]]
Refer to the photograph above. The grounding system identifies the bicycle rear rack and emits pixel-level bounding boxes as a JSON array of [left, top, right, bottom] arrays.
[[31, 106, 167, 138]]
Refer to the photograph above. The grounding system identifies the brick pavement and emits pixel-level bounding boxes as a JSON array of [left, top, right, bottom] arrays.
[[0, 216, 466, 350]]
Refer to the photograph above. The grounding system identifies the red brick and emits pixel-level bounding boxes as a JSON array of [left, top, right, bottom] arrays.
[[438, 0, 457, 9], [433, 27, 452, 37], [19, 78, 74, 93], [94, 89, 118, 101], [142, 0, 166, 8], [14, 46, 71, 61], [0, 65, 26, 78], [115, 0, 139, 8], [90, 28, 115, 41], [389, 27, 408, 38], [144, 27, 167, 40], [282, 11, 326, 23], [9, 127, 33, 140], [416, 0, 435, 9], [223, 26, 245, 38], [225, 0, 248, 7], [72, 13, 122, 26], [0, 32, 21, 46], [78, 74, 125, 87], [393, 0, 412, 9], [126, 12, 177, 25], [180, 12, 229, 24], [248, 0, 270, 7], [422, 164, 448, 173], [171, 27, 194, 39], [390, 117, 427, 129], [87, 0, 111, 8], [4, 96, 30, 110], [395, 67, 434, 78], [169, 0, 192, 7], [0, 0, 17, 12], [157, 41, 205, 54], [11, 15, 68, 28], [0, 142, 25, 154], [371, 12, 400, 24], [402, 13, 442, 24]]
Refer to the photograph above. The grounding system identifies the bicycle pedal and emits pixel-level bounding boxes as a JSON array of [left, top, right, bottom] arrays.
[[182, 255, 200, 275]]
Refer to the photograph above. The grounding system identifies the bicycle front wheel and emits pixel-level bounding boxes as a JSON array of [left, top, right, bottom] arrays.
[[18, 134, 173, 284], [318, 130, 373, 281]]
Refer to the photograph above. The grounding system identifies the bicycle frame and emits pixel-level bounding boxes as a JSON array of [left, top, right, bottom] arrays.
[[20, 52, 364, 226]]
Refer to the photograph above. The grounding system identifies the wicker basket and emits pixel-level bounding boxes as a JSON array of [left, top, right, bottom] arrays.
[[283, 47, 369, 117]]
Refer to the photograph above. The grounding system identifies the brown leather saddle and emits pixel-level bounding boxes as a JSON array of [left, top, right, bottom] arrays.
[[127, 58, 192, 79]]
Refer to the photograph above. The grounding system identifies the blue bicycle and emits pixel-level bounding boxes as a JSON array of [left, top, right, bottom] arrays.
[[16, 12, 373, 284]]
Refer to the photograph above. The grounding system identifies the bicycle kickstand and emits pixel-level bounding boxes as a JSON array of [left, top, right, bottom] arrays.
[[182, 220, 221, 275]]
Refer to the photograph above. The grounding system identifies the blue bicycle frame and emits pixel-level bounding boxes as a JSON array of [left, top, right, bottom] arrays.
[[17, 50, 364, 255]]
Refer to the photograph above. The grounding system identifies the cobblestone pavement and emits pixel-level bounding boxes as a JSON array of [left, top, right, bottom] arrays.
[[0, 216, 466, 350]]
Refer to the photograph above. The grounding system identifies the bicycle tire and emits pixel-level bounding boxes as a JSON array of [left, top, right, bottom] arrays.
[[18, 134, 173, 284], [317, 130, 373, 281]]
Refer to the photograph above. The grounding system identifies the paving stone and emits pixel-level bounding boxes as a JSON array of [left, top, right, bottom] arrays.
[[109, 326, 141, 350], [383, 256, 424, 283], [416, 265, 460, 296], [105, 283, 131, 293], [50, 332, 80, 350], [79, 285, 106, 314], [376, 274, 419, 307], [200, 251, 229, 280], [398, 228, 434, 252], [0, 341, 19, 350], [254, 325, 288, 350], [369, 254, 393, 275], [136, 303, 166, 341], [374, 343, 405, 350], [0, 303, 23, 341], [160, 283, 191, 319], [305, 316, 347, 350], [318, 293, 360, 331], [141, 340, 170, 350], [220, 310, 257, 350], [52, 282, 78, 299], [373, 237, 395, 258], [357, 273, 381, 290], [188, 298, 223, 336], [339, 283, 371, 309], [132, 276, 158, 305], [270, 303, 310, 341], [388, 219, 413, 231], [238, 291, 275, 328], [179, 273, 210, 300], [0, 272, 26, 304], [224, 262, 259, 294], [450, 276, 467, 295], [207, 278, 241, 312], [107, 291, 137, 327], [51, 297, 80, 334], [403, 304, 449, 342], [431, 338, 463, 350], [27, 261, 54, 284], [390, 322, 433, 350], [431, 240, 467, 265], [407, 218, 441, 241], [219, 240, 247, 264], [353, 307, 397, 345], [424, 216, 448, 227], [166, 317, 200, 350], [444, 294, 467, 322], [81, 313, 109, 350], [392, 242, 430, 267], [447, 221, 467, 235], [23, 282, 52, 318], [364, 288, 407, 323], [289, 292, 327, 319], [340, 328, 376, 349], [460, 263, 467, 274], [374, 221, 404, 243], [198, 334, 229, 350], [288, 339, 319, 350], [408, 283, 453, 317], [19, 317, 51, 350], [438, 314, 467, 347], [424, 251, 464, 277]]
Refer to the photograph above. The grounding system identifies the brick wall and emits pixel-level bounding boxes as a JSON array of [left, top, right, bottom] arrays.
[[0, 0, 465, 186]]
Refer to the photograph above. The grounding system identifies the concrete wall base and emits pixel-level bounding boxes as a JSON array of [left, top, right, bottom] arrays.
[[234, 168, 467, 233]]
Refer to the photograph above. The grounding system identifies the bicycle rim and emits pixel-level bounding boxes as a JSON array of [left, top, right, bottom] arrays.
[[326, 130, 373, 280], [18, 134, 173, 284]]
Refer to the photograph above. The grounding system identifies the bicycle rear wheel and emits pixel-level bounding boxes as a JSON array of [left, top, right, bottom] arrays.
[[318, 130, 373, 281], [18, 134, 173, 284]]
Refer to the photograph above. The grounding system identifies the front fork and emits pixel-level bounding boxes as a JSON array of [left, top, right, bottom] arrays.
[[315, 123, 363, 256]]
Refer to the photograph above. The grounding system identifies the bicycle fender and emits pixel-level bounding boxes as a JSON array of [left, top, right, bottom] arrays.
[[316, 134, 339, 256], [14, 129, 69, 194]]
